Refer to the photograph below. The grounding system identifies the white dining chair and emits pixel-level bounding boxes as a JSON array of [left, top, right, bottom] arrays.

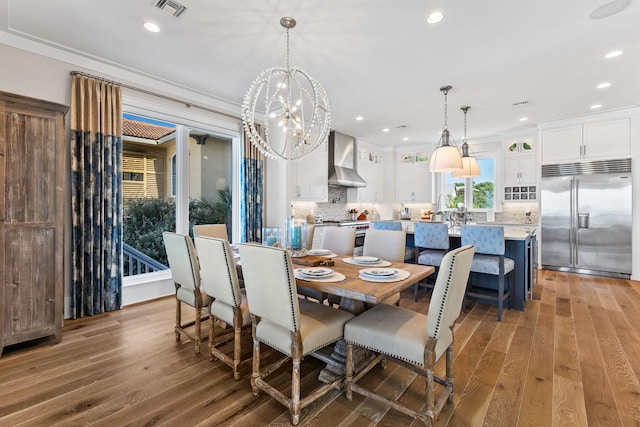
[[194, 236, 251, 380], [320, 226, 356, 255], [162, 232, 210, 354], [238, 243, 355, 425], [193, 223, 228, 240], [344, 245, 475, 425], [362, 228, 407, 305]]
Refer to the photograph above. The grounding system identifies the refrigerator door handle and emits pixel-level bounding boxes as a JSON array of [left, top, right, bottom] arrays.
[[570, 178, 577, 266]]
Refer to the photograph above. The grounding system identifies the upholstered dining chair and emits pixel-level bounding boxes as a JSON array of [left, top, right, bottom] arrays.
[[461, 225, 515, 321], [194, 236, 251, 380], [162, 232, 210, 354], [237, 243, 355, 426], [370, 221, 414, 261], [344, 245, 475, 426], [413, 222, 450, 301], [193, 223, 228, 240], [306, 223, 315, 249], [363, 228, 407, 306], [320, 226, 356, 256]]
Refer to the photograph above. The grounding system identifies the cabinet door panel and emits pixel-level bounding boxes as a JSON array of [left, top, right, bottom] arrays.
[[583, 118, 630, 159], [519, 154, 537, 183], [542, 126, 582, 163]]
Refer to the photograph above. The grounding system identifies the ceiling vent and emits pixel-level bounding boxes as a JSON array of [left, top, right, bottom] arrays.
[[153, 0, 187, 17], [511, 100, 529, 107]]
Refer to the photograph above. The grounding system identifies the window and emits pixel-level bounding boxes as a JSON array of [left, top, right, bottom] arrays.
[[440, 149, 497, 211]]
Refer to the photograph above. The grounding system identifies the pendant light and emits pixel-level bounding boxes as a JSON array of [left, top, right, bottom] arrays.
[[242, 17, 331, 161], [429, 85, 463, 172], [452, 106, 481, 178]]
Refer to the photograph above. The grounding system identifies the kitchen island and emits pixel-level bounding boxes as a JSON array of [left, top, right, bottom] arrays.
[[403, 222, 536, 311]]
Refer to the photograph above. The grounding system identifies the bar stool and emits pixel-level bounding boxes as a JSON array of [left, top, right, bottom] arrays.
[[413, 222, 450, 301]]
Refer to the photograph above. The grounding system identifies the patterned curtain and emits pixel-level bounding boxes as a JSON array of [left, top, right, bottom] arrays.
[[240, 125, 264, 242], [70, 74, 123, 318]]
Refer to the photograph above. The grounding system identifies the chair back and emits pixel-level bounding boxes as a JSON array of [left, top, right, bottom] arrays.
[[307, 224, 315, 249], [460, 225, 505, 256], [414, 222, 449, 250], [238, 244, 300, 332], [426, 245, 475, 355], [363, 228, 406, 262], [321, 227, 356, 255], [163, 232, 201, 305], [194, 236, 242, 308], [371, 221, 402, 231], [193, 224, 228, 240]]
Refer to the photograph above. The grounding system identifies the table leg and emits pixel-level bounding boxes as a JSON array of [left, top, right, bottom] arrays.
[[317, 296, 377, 383]]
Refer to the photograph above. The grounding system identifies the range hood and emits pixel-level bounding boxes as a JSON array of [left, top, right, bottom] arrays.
[[327, 130, 367, 187]]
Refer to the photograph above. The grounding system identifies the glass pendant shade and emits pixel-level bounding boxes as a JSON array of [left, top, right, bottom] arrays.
[[452, 151, 481, 178], [429, 129, 463, 172], [451, 106, 481, 178]]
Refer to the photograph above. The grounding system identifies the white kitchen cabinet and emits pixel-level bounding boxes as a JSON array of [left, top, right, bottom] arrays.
[[347, 140, 383, 203], [504, 136, 535, 155], [289, 141, 328, 202], [583, 118, 630, 159], [504, 154, 536, 185], [396, 149, 433, 203], [541, 118, 630, 163]]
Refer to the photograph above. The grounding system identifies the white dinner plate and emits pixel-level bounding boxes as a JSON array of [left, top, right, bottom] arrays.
[[308, 249, 332, 256], [350, 256, 381, 264], [359, 268, 398, 277], [298, 267, 334, 278]]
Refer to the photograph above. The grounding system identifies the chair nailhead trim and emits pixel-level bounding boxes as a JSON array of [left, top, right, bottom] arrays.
[[222, 243, 240, 307], [283, 251, 299, 332]]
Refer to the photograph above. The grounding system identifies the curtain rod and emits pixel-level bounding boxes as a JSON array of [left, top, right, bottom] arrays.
[[70, 71, 239, 120]]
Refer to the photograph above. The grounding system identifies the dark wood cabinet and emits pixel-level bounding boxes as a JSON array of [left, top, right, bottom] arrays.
[[0, 91, 68, 356]]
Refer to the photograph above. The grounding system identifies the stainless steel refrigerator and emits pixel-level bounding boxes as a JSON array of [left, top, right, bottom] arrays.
[[541, 158, 632, 279]]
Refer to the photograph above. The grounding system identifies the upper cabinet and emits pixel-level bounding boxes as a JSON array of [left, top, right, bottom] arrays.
[[502, 135, 537, 202], [396, 147, 433, 203], [504, 136, 535, 155], [347, 140, 383, 203], [289, 140, 328, 202], [541, 118, 630, 163]]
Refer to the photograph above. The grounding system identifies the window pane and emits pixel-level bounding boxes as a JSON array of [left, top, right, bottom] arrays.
[[472, 157, 495, 209], [444, 173, 465, 209], [122, 113, 177, 272], [188, 131, 233, 241]]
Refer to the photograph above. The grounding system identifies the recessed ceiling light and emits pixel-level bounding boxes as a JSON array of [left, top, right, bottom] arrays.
[[597, 82, 611, 89], [519, 117, 529, 122], [356, 116, 364, 121], [144, 22, 161, 33], [605, 50, 623, 59], [427, 11, 444, 24], [382, 128, 390, 133], [403, 137, 409, 141], [589, 0, 631, 19], [591, 104, 603, 109]]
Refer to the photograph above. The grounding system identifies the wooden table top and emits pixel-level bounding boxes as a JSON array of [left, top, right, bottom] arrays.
[[293, 255, 434, 305]]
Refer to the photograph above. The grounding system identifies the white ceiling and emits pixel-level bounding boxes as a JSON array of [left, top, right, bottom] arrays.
[[2, 0, 639, 147]]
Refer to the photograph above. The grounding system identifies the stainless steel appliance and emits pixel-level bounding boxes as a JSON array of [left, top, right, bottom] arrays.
[[327, 131, 366, 187], [400, 207, 411, 220], [540, 158, 632, 279]]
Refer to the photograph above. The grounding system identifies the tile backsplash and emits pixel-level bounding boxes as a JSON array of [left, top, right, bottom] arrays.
[[291, 187, 539, 224]]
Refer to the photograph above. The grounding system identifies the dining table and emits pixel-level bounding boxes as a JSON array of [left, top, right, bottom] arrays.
[[292, 254, 435, 382]]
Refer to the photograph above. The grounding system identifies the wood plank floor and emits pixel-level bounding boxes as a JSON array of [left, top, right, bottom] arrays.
[[2, 270, 640, 426]]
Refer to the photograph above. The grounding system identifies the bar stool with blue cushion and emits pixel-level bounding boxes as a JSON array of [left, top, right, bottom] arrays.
[[370, 220, 414, 261], [413, 222, 450, 301], [194, 236, 251, 380], [460, 225, 515, 321], [344, 245, 475, 425]]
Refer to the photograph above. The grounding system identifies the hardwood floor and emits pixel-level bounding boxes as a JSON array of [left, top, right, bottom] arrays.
[[1, 270, 640, 426]]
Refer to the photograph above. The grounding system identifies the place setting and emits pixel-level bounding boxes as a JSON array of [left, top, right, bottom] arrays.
[[358, 267, 411, 282], [342, 255, 392, 267], [307, 248, 338, 258], [294, 267, 346, 282]]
